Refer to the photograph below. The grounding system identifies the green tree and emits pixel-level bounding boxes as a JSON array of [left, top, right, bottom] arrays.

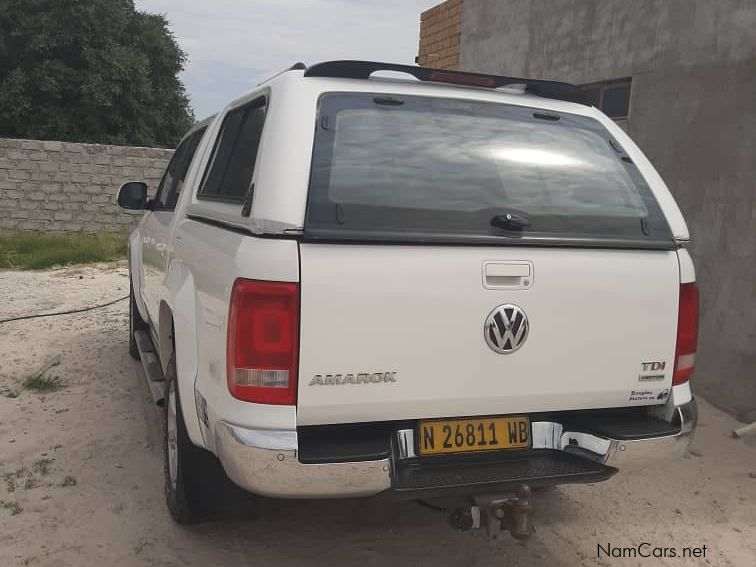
[[0, 0, 194, 147]]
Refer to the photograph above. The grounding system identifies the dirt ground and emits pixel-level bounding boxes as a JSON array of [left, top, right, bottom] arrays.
[[0, 263, 754, 567]]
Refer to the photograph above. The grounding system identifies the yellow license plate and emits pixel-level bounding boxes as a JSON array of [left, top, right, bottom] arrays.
[[418, 416, 530, 456]]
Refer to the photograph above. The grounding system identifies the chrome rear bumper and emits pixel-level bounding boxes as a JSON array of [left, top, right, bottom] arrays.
[[215, 423, 391, 498], [531, 400, 697, 468], [215, 399, 697, 498]]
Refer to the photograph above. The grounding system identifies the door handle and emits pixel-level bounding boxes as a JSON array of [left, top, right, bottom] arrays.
[[483, 261, 533, 289]]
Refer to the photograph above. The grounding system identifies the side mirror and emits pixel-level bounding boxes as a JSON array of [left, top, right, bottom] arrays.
[[117, 181, 149, 210]]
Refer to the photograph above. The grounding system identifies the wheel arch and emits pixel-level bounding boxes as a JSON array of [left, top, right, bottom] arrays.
[[127, 233, 148, 323], [160, 263, 205, 449]]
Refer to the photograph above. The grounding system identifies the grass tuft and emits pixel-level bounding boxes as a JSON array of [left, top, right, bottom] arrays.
[[61, 475, 77, 487], [0, 501, 23, 515], [31, 458, 54, 476], [0, 232, 127, 270], [4, 474, 16, 493], [4, 467, 29, 493], [23, 374, 64, 392]]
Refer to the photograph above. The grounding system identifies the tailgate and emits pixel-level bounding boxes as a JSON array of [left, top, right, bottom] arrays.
[[296, 245, 679, 425]]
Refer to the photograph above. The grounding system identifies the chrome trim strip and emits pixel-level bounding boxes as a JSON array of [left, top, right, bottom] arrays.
[[677, 399, 698, 434], [531, 421, 564, 450], [397, 429, 417, 459], [559, 430, 614, 458], [226, 425, 298, 452], [248, 217, 303, 235]]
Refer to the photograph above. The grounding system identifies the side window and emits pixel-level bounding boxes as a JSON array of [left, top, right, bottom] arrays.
[[165, 129, 205, 210], [198, 97, 267, 203], [153, 151, 182, 211], [154, 128, 206, 212]]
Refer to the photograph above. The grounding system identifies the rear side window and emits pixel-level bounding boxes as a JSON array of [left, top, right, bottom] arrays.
[[154, 127, 206, 211], [198, 97, 267, 203], [305, 93, 673, 249]]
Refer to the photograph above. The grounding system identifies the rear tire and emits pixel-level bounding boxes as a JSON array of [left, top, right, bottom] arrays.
[[163, 355, 209, 524], [129, 280, 147, 360]]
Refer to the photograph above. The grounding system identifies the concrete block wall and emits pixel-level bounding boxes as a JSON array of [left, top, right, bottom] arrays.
[[417, 0, 464, 69], [446, 0, 756, 419], [0, 138, 173, 233]]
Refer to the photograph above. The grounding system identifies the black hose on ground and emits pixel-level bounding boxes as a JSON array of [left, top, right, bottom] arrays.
[[0, 295, 128, 325]]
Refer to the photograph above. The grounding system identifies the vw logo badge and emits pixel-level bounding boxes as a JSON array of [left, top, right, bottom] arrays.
[[484, 304, 529, 354]]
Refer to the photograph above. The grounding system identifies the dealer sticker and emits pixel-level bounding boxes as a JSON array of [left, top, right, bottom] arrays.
[[628, 388, 669, 402]]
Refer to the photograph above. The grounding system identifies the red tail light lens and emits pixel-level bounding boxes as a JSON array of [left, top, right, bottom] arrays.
[[227, 279, 299, 404], [673, 282, 699, 386]]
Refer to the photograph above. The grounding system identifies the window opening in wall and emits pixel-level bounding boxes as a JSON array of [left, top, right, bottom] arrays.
[[580, 78, 632, 121]]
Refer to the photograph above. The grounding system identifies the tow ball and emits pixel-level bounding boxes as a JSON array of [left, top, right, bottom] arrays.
[[448, 485, 533, 540]]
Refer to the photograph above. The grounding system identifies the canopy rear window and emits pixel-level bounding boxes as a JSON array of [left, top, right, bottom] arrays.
[[304, 93, 673, 248]]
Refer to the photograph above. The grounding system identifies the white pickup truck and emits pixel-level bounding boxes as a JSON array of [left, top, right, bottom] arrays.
[[118, 61, 699, 537]]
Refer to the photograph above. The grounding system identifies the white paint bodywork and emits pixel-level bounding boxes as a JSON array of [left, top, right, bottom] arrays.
[[126, 69, 695, 451], [677, 248, 696, 283], [297, 245, 680, 425]]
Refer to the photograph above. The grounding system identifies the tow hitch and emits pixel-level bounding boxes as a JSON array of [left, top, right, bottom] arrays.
[[448, 485, 533, 540]]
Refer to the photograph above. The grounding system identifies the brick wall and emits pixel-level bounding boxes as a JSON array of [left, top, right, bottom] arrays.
[[417, 0, 464, 69], [0, 138, 172, 233]]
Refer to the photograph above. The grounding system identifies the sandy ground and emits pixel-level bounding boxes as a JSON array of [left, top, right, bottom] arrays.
[[0, 262, 754, 567]]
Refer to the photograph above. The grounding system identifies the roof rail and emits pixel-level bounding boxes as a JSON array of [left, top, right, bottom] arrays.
[[303, 60, 587, 106], [257, 62, 307, 86]]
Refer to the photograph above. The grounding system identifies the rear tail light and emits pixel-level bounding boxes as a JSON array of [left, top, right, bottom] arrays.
[[227, 279, 299, 404], [673, 282, 699, 386]]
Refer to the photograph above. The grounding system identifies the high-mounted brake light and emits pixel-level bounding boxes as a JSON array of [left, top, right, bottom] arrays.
[[673, 282, 699, 386], [428, 71, 495, 88], [227, 279, 299, 404]]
